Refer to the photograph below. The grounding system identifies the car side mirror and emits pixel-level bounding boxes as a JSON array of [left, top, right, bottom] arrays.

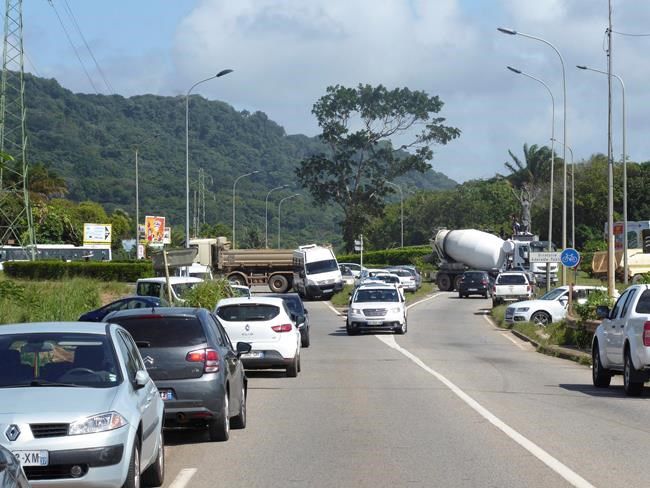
[[134, 370, 149, 389], [596, 306, 610, 319], [236, 342, 252, 357]]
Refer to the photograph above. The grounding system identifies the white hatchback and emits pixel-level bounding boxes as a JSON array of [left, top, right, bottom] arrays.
[[215, 297, 301, 377]]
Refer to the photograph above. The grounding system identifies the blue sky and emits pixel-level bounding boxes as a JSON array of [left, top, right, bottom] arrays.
[[17, 1, 650, 183]]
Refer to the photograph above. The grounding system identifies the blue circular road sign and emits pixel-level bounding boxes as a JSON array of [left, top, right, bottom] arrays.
[[560, 248, 581, 268]]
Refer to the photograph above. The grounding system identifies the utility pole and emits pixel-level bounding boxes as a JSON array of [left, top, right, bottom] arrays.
[[606, 1, 616, 297], [0, 0, 34, 258]]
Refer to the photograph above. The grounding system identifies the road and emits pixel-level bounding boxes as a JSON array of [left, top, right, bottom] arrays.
[[161, 292, 650, 488]]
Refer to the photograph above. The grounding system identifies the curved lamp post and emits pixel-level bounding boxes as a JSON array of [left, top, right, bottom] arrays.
[[385, 181, 404, 248], [232, 170, 260, 249], [278, 194, 301, 248], [134, 132, 158, 245], [551, 138, 574, 252], [499, 27, 568, 285], [185, 69, 233, 247], [577, 65, 628, 284], [506, 65, 556, 291], [265, 184, 289, 248]]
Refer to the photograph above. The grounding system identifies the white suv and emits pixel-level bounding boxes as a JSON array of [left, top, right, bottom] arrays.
[[215, 297, 301, 377], [346, 284, 407, 335]]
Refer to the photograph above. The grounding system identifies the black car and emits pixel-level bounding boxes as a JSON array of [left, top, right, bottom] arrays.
[[105, 307, 251, 442], [262, 293, 310, 347], [458, 270, 490, 298], [78, 296, 166, 322]]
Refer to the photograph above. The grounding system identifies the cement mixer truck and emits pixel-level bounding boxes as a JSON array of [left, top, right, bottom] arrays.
[[432, 229, 558, 291]]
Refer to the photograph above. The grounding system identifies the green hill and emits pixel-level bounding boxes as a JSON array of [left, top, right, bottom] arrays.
[[23, 74, 456, 248]]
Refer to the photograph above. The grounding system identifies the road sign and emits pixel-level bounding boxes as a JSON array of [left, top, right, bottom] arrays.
[[151, 248, 198, 271], [83, 223, 112, 245], [560, 248, 581, 268], [354, 239, 363, 252], [529, 252, 562, 263]]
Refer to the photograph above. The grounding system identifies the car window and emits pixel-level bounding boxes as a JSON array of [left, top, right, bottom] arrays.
[[216, 304, 280, 321], [463, 272, 485, 280], [306, 259, 338, 274], [110, 316, 207, 347], [497, 274, 527, 285], [635, 290, 650, 314], [127, 299, 149, 309], [610, 290, 628, 319], [115, 332, 139, 379], [211, 314, 234, 349], [620, 288, 638, 318], [137, 282, 161, 298], [119, 331, 146, 371], [206, 314, 225, 347]]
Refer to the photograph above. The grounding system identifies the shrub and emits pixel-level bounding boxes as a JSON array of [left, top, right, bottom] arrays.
[[337, 246, 432, 267], [574, 290, 615, 322], [3, 261, 154, 282], [182, 279, 235, 309]]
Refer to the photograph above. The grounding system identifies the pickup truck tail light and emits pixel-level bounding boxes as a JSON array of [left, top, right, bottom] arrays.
[[644, 322, 650, 347]]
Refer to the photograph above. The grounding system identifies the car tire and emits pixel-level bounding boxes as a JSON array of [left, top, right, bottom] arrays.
[[458, 293, 464, 299], [591, 343, 611, 388], [483, 292, 488, 299], [208, 391, 230, 441], [530, 311, 552, 327], [230, 385, 247, 429], [395, 320, 407, 335], [121, 441, 140, 488], [286, 356, 298, 377], [141, 429, 164, 487], [492, 298, 500, 307], [301, 329, 310, 348], [624, 350, 644, 397]]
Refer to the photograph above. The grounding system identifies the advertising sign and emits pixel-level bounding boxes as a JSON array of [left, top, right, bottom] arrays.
[[145, 216, 165, 245], [163, 227, 172, 245], [83, 223, 112, 246]]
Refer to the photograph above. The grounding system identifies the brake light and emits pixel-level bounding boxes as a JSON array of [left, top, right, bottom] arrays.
[[481, 280, 488, 285], [527, 285, 532, 292], [492, 286, 496, 294], [272, 324, 293, 333], [644, 322, 650, 347], [186, 348, 220, 373]]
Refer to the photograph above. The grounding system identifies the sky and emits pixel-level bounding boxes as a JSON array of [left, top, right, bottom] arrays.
[[18, 0, 650, 183]]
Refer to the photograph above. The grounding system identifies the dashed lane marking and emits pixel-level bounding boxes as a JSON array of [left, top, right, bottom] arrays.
[[168, 468, 198, 488]]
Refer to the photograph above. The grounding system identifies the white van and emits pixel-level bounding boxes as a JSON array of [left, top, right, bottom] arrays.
[[135, 276, 203, 304], [175, 263, 214, 280], [292, 244, 343, 299]]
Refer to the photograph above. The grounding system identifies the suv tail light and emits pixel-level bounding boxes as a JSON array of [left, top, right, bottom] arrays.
[[644, 322, 650, 347], [272, 324, 293, 333], [527, 285, 532, 292], [186, 348, 220, 373]]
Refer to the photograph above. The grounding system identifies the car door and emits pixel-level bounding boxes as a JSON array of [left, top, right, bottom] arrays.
[[605, 289, 632, 366], [210, 314, 245, 412], [116, 330, 159, 462]]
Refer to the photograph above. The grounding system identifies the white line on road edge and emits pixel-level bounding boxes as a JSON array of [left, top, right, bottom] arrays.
[[481, 312, 528, 351], [324, 301, 343, 316], [406, 292, 443, 311], [168, 468, 198, 488], [375, 335, 596, 488]]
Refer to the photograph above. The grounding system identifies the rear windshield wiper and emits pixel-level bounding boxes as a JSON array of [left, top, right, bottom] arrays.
[[29, 380, 83, 387]]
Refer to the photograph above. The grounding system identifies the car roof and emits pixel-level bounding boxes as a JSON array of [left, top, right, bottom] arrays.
[[105, 307, 205, 321], [0, 321, 110, 335], [216, 296, 286, 307], [136, 277, 203, 284]]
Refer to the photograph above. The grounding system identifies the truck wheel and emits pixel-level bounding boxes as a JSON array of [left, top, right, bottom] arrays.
[[269, 274, 289, 293], [437, 274, 452, 291], [229, 275, 247, 287], [624, 350, 644, 397], [592, 343, 611, 388]]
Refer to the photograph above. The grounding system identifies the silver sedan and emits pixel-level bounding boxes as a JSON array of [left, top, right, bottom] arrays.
[[0, 322, 165, 488]]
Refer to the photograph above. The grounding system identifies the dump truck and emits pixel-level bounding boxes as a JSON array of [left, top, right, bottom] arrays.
[[592, 249, 650, 283], [189, 237, 295, 292], [431, 229, 558, 291]]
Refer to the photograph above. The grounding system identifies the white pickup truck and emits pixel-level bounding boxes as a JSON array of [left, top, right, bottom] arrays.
[[592, 284, 650, 396], [492, 271, 534, 307]]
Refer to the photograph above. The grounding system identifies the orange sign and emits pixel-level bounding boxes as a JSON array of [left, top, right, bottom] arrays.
[[145, 216, 165, 245]]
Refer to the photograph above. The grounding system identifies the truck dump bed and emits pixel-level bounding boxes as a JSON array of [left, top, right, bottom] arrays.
[[219, 249, 294, 269]]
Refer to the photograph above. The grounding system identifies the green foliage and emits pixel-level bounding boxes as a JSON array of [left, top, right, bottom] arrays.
[[0, 279, 25, 301], [182, 279, 234, 309], [3, 260, 153, 281], [297, 83, 460, 251], [331, 284, 354, 307], [337, 245, 431, 266], [574, 290, 614, 322]]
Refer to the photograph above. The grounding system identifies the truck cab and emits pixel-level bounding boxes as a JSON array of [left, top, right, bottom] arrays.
[[292, 244, 343, 299]]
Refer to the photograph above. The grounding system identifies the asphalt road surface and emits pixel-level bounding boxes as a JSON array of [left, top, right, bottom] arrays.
[[161, 292, 650, 488]]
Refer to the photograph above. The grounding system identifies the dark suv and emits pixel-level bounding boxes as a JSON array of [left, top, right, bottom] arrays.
[[105, 307, 251, 442], [458, 270, 490, 298], [261, 293, 310, 347]]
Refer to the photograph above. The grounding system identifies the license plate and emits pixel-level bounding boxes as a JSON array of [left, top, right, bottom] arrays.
[[13, 450, 49, 466], [469, 288, 478, 291], [367, 320, 383, 325], [242, 351, 263, 359], [159, 389, 175, 401]]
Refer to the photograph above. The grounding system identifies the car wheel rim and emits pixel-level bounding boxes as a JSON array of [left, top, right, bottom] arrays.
[[593, 350, 600, 379], [158, 432, 164, 474], [224, 393, 230, 433], [134, 445, 140, 488]]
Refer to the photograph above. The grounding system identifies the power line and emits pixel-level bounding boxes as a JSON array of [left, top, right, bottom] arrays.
[[47, 0, 98, 93], [611, 29, 650, 37], [61, 0, 113, 93]]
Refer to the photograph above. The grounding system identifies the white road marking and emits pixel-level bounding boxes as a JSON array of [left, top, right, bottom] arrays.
[[376, 335, 596, 488], [168, 468, 198, 488], [482, 311, 528, 350], [406, 292, 443, 311], [324, 301, 343, 316]]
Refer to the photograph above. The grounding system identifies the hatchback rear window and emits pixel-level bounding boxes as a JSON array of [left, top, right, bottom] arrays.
[[636, 290, 650, 314], [110, 316, 206, 347], [217, 304, 280, 321], [497, 274, 526, 285], [464, 272, 486, 280]]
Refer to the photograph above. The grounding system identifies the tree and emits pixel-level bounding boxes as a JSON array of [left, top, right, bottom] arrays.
[[296, 84, 460, 251]]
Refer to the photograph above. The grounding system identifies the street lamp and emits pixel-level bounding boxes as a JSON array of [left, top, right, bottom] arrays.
[[577, 65, 628, 284], [551, 138, 574, 251], [506, 66, 556, 292], [278, 194, 300, 248], [385, 181, 404, 247], [133, 132, 158, 247], [499, 27, 568, 285], [265, 184, 289, 248], [232, 170, 260, 249], [185, 69, 233, 248]]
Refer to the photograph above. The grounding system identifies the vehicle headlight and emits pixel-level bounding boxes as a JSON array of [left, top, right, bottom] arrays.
[[516, 307, 529, 312], [390, 307, 402, 313], [307, 279, 318, 287], [69, 412, 127, 435], [351, 308, 363, 315]]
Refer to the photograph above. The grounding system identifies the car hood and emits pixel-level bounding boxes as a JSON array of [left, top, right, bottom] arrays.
[[0, 387, 119, 421]]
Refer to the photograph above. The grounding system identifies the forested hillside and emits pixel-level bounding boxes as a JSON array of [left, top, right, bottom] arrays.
[[22, 74, 456, 248]]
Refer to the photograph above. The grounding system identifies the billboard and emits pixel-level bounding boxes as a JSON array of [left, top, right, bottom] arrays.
[[145, 216, 165, 245], [163, 227, 172, 245], [83, 223, 112, 246]]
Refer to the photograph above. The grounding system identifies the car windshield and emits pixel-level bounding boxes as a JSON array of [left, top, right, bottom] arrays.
[[0, 332, 121, 388], [217, 304, 280, 321], [355, 289, 400, 302], [110, 316, 206, 347], [497, 274, 526, 285], [171, 282, 200, 298], [539, 288, 567, 301], [306, 259, 338, 274]]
